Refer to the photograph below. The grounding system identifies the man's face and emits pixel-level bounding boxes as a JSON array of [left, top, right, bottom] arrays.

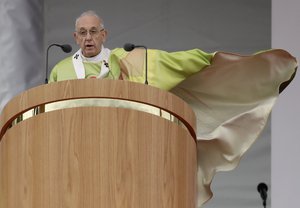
[[74, 15, 107, 57]]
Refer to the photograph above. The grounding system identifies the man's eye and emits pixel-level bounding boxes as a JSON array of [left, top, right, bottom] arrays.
[[80, 31, 87, 35]]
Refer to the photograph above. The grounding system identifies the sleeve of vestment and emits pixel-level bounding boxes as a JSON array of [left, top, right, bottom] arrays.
[[118, 48, 214, 90]]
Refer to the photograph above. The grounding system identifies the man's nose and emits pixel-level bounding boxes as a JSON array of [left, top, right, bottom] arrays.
[[85, 32, 92, 39]]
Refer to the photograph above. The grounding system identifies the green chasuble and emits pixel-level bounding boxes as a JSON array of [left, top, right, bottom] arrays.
[[49, 48, 297, 207], [49, 48, 214, 91]]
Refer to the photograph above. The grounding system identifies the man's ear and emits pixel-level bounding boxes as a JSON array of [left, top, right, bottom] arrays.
[[102, 30, 108, 42], [73, 32, 80, 44]]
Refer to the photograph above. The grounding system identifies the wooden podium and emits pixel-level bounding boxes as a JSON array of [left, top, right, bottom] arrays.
[[0, 80, 197, 208]]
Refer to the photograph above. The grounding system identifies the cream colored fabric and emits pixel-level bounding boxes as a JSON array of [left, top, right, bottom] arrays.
[[171, 49, 297, 206]]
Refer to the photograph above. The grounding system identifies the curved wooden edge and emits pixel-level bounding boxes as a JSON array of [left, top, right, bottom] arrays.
[[0, 80, 196, 140]]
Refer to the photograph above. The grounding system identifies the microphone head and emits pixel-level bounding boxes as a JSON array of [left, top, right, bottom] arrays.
[[257, 183, 268, 192], [60, 44, 72, 53], [123, 43, 135, 52]]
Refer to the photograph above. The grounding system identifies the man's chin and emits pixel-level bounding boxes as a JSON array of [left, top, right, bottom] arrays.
[[83, 50, 98, 58]]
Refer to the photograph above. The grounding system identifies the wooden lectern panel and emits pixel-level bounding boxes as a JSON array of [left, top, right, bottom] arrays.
[[0, 107, 196, 208], [0, 80, 197, 208]]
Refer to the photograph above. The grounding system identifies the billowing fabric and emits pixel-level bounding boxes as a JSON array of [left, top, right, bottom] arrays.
[[171, 49, 297, 206], [50, 48, 297, 207]]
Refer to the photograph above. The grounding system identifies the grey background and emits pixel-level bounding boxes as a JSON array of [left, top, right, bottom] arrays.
[[45, 0, 271, 69], [45, 1, 271, 207], [272, 0, 300, 207]]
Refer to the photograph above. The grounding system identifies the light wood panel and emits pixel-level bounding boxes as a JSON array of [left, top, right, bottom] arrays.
[[0, 80, 197, 208], [0, 107, 196, 208]]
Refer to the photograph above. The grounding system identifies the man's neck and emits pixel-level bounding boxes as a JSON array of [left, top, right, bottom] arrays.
[[81, 51, 102, 62]]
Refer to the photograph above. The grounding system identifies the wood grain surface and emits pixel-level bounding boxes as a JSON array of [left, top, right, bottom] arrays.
[[0, 80, 197, 208], [0, 107, 197, 208]]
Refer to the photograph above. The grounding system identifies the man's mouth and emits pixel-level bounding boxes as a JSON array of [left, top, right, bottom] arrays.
[[85, 44, 94, 49]]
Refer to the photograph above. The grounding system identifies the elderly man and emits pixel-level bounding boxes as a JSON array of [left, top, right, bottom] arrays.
[[49, 10, 297, 207], [49, 10, 214, 91]]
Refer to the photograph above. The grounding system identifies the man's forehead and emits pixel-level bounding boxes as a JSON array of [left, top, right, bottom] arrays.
[[76, 15, 102, 29], [78, 26, 98, 30]]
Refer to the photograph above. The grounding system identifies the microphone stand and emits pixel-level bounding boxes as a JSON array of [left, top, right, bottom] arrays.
[[45, 43, 72, 84], [136, 45, 148, 85]]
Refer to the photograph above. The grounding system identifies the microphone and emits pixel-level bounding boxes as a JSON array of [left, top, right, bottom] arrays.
[[123, 43, 148, 85], [45, 43, 72, 83], [257, 182, 268, 208]]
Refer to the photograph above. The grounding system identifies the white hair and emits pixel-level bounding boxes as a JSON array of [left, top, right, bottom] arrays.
[[75, 10, 104, 30]]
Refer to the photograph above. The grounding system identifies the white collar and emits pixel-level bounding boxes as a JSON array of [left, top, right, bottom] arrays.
[[81, 45, 107, 62], [72, 45, 111, 79]]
